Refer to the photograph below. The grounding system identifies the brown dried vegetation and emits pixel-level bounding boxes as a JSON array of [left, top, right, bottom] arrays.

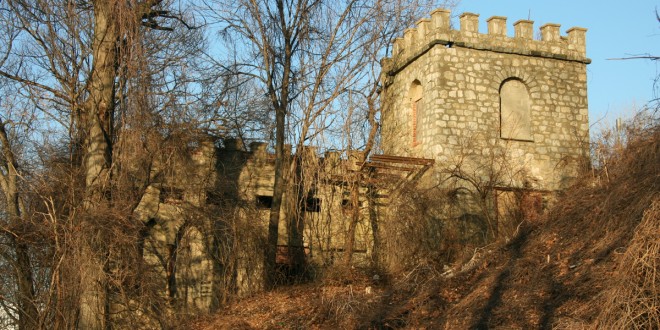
[[194, 112, 659, 329]]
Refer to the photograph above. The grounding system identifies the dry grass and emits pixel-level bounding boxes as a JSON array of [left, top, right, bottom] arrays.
[[189, 269, 389, 329], [597, 199, 660, 329]]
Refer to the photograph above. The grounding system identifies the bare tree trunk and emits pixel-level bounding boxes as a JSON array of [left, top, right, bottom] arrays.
[[344, 85, 379, 267], [264, 0, 295, 288], [85, 0, 116, 194], [343, 179, 360, 266], [289, 155, 307, 277], [0, 120, 38, 330], [78, 1, 118, 328], [265, 105, 287, 288], [13, 240, 37, 330], [367, 183, 380, 268], [365, 89, 382, 268]]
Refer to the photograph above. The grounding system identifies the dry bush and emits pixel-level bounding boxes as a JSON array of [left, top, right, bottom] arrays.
[[381, 185, 458, 273], [591, 110, 659, 185], [380, 174, 501, 278], [597, 199, 660, 329], [316, 284, 372, 328], [220, 206, 269, 298]]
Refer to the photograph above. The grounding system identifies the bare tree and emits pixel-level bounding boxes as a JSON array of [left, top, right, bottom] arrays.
[[0, 0, 205, 328], [206, 0, 455, 286]]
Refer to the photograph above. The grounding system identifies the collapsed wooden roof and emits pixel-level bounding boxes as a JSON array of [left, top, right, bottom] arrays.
[[356, 154, 435, 189]]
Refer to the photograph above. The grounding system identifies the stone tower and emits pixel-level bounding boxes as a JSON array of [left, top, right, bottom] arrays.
[[380, 9, 590, 191]]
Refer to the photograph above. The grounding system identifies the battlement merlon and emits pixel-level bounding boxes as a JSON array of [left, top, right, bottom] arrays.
[[382, 8, 590, 76]]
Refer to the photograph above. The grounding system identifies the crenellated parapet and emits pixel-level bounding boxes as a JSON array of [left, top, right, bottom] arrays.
[[382, 8, 589, 76]]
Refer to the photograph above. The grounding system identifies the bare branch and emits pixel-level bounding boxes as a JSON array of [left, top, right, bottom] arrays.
[[0, 69, 70, 103], [607, 55, 660, 61]]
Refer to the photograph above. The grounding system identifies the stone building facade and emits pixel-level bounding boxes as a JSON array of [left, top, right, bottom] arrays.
[[132, 137, 382, 313], [380, 9, 590, 192], [214, 140, 377, 291], [132, 137, 220, 313]]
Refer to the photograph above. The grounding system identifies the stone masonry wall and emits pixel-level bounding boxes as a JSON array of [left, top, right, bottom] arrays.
[[380, 9, 590, 191], [220, 143, 374, 266]]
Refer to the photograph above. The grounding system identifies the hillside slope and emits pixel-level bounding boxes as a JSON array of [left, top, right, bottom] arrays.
[[193, 123, 659, 329], [432, 124, 659, 329]]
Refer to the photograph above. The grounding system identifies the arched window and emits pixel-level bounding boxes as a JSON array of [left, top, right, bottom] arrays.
[[409, 80, 423, 145], [500, 79, 533, 141]]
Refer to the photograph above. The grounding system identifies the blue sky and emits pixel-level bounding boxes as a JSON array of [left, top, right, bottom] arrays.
[[452, 0, 660, 127]]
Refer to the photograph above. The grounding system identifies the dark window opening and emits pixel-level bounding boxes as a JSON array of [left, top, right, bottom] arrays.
[[305, 197, 321, 213], [256, 195, 273, 209], [409, 80, 423, 146]]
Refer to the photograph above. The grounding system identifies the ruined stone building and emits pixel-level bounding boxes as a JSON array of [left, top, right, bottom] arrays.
[[133, 8, 590, 314], [380, 9, 589, 190]]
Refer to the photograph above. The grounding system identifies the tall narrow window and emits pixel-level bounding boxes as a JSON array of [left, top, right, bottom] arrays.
[[409, 80, 423, 145], [500, 79, 533, 141]]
